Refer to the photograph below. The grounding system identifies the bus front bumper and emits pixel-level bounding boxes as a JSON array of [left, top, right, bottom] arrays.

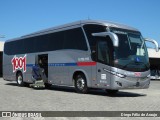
[[110, 76, 150, 90]]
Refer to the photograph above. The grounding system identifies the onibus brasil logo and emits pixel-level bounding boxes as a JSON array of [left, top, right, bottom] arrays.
[[11, 55, 27, 73]]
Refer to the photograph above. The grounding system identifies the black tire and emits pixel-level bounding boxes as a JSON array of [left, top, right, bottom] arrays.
[[74, 73, 88, 94], [106, 89, 119, 95], [16, 72, 25, 87]]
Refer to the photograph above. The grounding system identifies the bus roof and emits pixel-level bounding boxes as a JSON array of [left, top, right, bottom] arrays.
[[6, 20, 139, 42]]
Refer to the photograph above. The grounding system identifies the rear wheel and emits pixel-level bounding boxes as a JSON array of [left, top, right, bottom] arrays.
[[16, 72, 25, 87], [75, 73, 88, 94]]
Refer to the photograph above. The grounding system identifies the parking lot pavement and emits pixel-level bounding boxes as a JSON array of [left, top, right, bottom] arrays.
[[0, 78, 160, 112], [0, 78, 160, 120]]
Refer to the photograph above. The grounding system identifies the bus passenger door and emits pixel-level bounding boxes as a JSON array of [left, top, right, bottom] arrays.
[[35, 54, 48, 81], [96, 40, 111, 88]]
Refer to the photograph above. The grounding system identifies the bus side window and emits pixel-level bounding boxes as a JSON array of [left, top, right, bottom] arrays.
[[97, 40, 110, 65], [91, 46, 97, 61]]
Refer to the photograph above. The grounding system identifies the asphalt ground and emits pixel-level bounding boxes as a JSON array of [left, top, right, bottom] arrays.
[[0, 78, 160, 120]]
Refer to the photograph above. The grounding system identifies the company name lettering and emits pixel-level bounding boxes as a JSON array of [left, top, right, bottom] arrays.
[[11, 55, 26, 72]]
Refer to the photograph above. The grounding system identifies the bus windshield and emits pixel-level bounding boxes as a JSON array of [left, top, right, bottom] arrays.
[[111, 28, 149, 72]]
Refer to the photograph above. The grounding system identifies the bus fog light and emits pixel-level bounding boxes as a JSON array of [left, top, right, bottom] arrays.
[[116, 81, 122, 87]]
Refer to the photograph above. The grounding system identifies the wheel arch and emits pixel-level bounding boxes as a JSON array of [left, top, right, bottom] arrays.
[[16, 70, 24, 81], [16, 70, 23, 77], [72, 69, 91, 87]]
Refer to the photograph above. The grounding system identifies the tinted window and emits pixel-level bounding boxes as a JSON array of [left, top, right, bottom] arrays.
[[4, 40, 24, 55], [35, 35, 49, 52], [23, 37, 35, 53], [14, 40, 24, 54], [98, 40, 110, 64], [63, 28, 88, 50], [4, 27, 87, 55], [83, 24, 106, 47], [96, 36, 113, 65], [4, 42, 13, 55], [48, 31, 64, 51]]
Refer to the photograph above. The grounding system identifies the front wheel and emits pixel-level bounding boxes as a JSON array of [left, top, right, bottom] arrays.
[[75, 74, 88, 94]]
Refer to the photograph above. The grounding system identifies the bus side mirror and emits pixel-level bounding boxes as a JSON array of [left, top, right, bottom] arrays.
[[144, 38, 159, 52], [92, 32, 119, 47]]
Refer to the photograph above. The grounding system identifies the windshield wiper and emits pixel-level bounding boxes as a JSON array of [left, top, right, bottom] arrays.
[[122, 61, 135, 69], [136, 61, 149, 69], [122, 61, 149, 69]]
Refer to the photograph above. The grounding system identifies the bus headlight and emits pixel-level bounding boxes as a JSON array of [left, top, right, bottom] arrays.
[[103, 68, 126, 78], [116, 73, 126, 78]]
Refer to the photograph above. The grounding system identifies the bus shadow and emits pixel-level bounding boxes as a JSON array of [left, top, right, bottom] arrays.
[[5, 82, 18, 86], [48, 85, 76, 93], [86, 89, 146, 97], [5, 82, 30, 88], [48, 86, 146, 97], [5, 83, 146, 97]]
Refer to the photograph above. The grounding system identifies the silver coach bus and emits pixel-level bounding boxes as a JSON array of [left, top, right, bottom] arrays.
[[3, 20, 159, 94]]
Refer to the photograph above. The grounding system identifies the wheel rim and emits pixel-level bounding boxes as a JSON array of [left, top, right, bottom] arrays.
[[77, 78, 85, 90], [17, 75, 22, 84]]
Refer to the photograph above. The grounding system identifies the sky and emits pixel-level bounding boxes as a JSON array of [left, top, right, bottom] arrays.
[[0, 0, 160, 48]]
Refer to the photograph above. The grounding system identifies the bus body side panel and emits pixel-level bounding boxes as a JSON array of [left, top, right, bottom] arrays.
[[48, 51, 70, 85], [68, 51, 93, 87], [3, 53, 16, 81], [24, 54, 36, 83], [3, 53, 36, 83], [48, 50, 79, 86], [91, 65, 97, 88], [48, 50, 93, 87]]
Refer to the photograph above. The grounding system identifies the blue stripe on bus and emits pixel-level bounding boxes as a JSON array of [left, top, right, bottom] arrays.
[[26, 64, 35, 67], [48, 63, 77, 66], [26, 63, 77, 67], [26, 62, 96, 67]]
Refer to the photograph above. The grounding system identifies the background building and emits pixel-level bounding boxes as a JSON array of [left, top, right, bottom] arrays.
[[148, 48, 160, 67], [148, 48, 160, 69], [148, 48, 160, 79], [0, 41, 4, 76]]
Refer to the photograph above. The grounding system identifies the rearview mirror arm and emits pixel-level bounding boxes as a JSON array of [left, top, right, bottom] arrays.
[[144, 38, 159, 52], [92, 32, 119, 47]]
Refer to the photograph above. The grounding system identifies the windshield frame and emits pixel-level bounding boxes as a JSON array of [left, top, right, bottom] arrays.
[[110, 27, 150, 72]]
